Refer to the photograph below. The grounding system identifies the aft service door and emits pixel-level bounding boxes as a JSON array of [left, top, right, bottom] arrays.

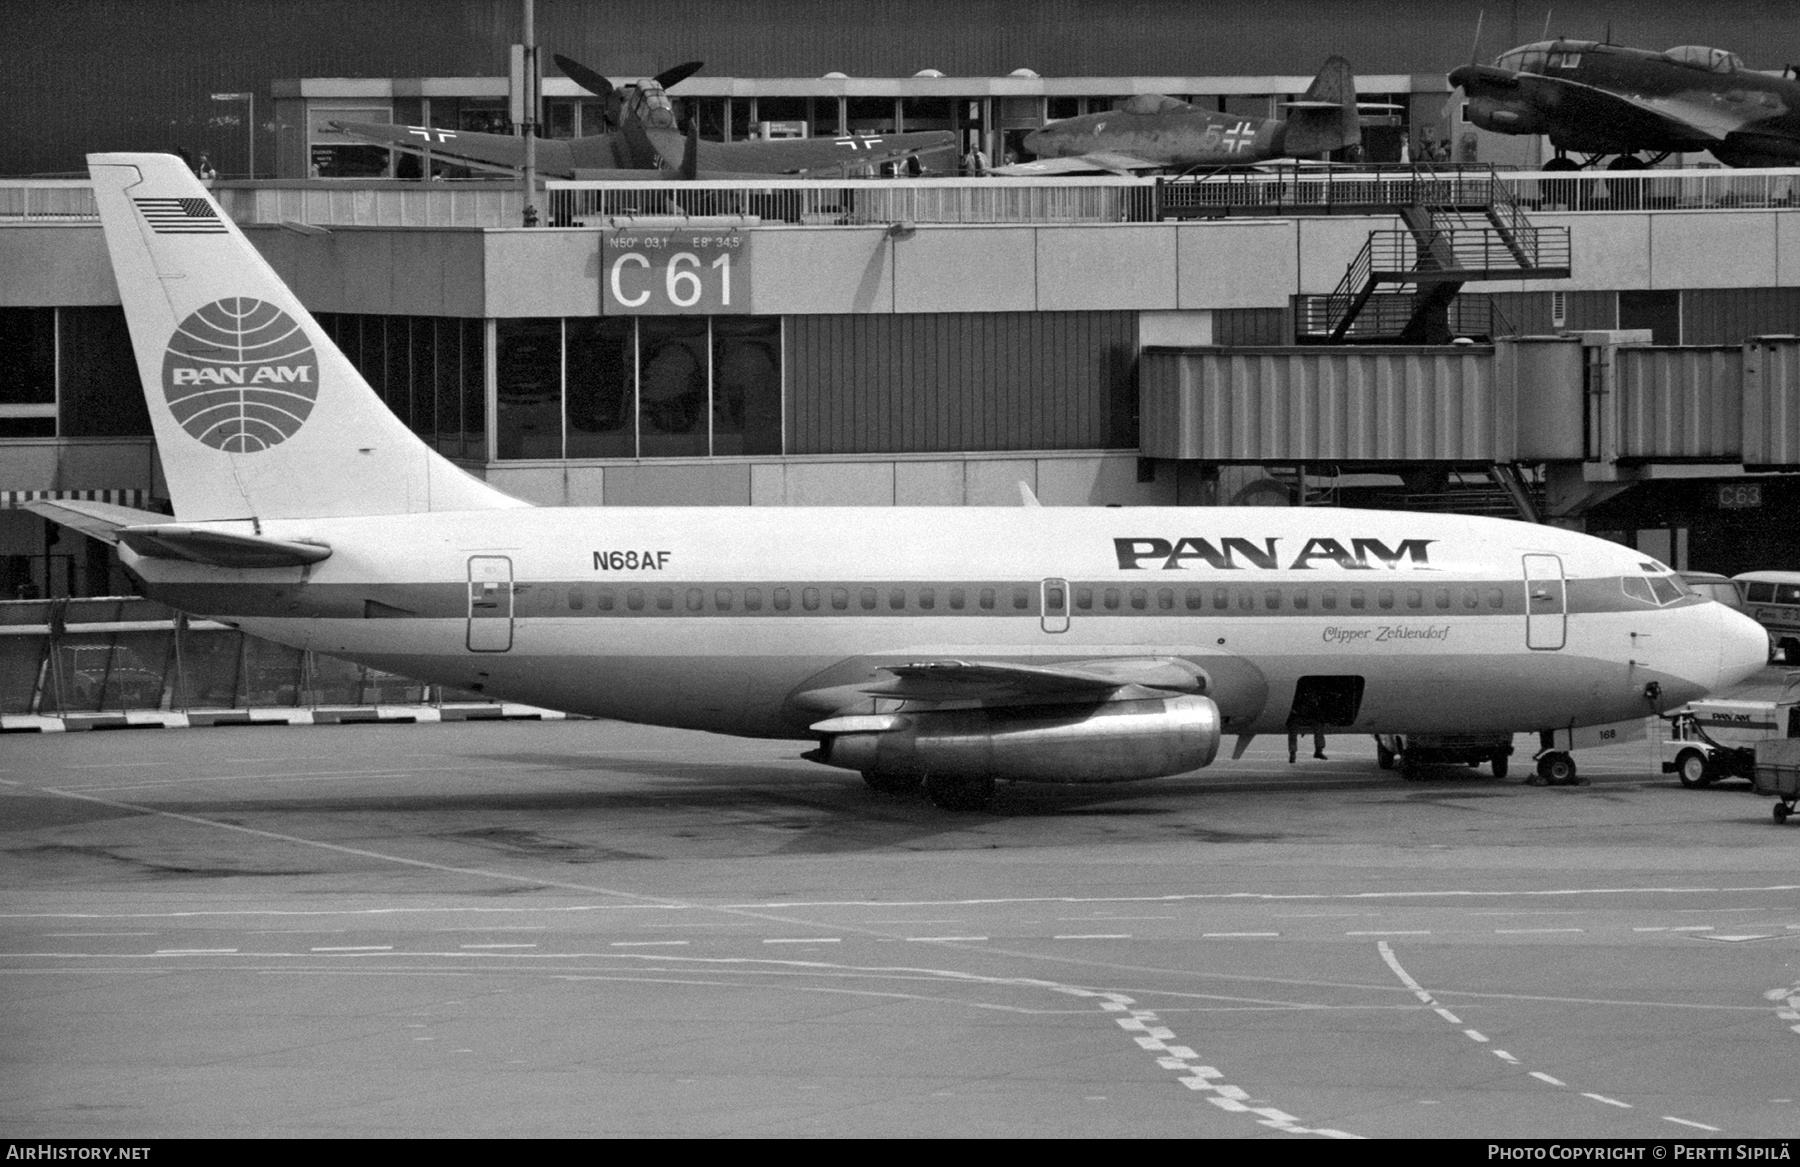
[[1523, 553, 1566, 651], [467, 555, 515, 652], [1041, 578, 1070, 633]]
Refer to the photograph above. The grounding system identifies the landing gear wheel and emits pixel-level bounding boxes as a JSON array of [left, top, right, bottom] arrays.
[[1542, 156, 1581, 172], [1780, 638, 1800, 665], [1774, 803, 1790, 824], [1675, 749, 1712, 790], [861, 770, 922, 796], [1491, 753, 1509, 779], [923, 773, 996, 812], [1605, 155, 1648, 171], [1537, 752, 1578, 785]]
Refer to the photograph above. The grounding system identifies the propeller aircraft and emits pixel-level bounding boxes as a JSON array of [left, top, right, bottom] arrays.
[[332, 55, 956, 180]]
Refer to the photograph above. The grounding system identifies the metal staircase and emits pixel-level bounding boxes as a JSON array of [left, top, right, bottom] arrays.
[[1297, 165, 1571, 344]]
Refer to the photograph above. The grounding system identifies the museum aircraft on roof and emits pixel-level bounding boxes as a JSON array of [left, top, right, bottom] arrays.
[[30, 152, 1771, 811], [1450, 39, 1800, 168], [991, 56, 1365, 176], [332, 55, 957, 180]]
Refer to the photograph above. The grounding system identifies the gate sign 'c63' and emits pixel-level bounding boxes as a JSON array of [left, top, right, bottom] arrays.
[[602, 228, 750, 315]]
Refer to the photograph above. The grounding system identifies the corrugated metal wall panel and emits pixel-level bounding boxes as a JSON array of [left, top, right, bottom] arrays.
[[787, 311, 1135, 455], [1213, 307, 1289, 347], [1139, 346, 1509, 463], [1681, 288, 1800, 346], [1743, 337, 1800, 467], [1614, 347, 1742, 460]]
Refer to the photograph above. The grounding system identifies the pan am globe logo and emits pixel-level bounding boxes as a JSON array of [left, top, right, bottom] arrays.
[[162, 298, 319, 452]]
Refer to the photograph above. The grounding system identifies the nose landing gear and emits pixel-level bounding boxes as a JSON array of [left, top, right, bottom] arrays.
[[1530, 750, 1581, 786]]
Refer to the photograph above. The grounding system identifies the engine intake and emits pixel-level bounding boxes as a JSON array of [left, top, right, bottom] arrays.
[[806, 695, 1222, 784]]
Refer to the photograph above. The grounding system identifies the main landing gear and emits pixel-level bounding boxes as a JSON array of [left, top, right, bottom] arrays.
[[1529, 751, 1581, 786]]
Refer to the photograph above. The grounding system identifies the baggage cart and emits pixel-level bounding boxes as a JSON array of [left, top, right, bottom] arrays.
[[1753, 738, 1800, 823]]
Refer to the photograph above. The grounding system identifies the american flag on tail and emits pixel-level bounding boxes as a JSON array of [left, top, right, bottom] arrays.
[[132, 197, 228, 234]]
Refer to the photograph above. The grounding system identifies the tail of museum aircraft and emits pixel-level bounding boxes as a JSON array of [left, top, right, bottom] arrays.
[[83, 152, 528, 525], [1278, 56, 1362, 157]]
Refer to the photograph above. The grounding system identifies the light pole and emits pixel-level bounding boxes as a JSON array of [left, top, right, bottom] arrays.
[[210, 92, 255, 179]]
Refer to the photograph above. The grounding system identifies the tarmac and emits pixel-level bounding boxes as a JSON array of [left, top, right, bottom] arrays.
[[3, 668, 1799, 1138]]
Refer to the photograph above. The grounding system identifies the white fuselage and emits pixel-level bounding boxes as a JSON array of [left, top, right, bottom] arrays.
[[124, 505, 1769, 748]]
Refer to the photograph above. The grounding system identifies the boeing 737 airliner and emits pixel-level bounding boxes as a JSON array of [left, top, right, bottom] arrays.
[[33, 153, 1769, 809]]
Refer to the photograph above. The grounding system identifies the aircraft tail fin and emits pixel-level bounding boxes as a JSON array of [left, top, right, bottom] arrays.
[[1280, 56, 1362, 157], [85, 153, 527, 524]]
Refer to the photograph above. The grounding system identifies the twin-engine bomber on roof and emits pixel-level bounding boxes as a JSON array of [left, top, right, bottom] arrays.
[[26, 153, 1770, 811]]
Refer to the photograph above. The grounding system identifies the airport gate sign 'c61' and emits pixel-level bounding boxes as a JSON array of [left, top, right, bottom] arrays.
[[602, 228, 751, 315]]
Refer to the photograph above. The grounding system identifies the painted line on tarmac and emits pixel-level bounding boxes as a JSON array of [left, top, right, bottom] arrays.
[[726, 885, 1800, 909], [1762, 982, 1800, 1037], [1377, 940, 1725, 1132]]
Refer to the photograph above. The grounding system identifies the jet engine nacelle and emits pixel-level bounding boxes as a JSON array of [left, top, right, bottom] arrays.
[[1463, 95, 1548, 135], [807, 694, 1222, 784]]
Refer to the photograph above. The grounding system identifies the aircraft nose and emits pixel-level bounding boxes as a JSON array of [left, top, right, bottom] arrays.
[[1714, 604, 1771, 693]]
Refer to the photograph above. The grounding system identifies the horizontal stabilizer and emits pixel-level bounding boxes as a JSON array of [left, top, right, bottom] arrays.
[[115, 525, 331, 569], [23, 499, 170, 546]]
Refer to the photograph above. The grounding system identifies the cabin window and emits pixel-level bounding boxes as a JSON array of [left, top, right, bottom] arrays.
[[1378, 588, 1394, 610], [1130, 588, 1148, 610], [1264, 588, 1280, 610], [656, 588, 675, 612], [1462, 588, 1478, 609], [1405, 588, 1423, 610], [1434, 588, 1451, 610], [627, 588, 646, 611], [949, 588, 967, 610], [1487, 587, 1504, 609], [1747, 582, 1775, 603], [888, 588, 906, 611], [745, 588, 763, 612], [1158, 588, 1175, 610], [800, 588, 818, 611], [1293, 589, 1309, 611], [1350, 589, 1366, 611], [1321, 589, 1337, 611], [830, 588, 849, 610], [686, 588, 704, 612], [567, 589, 585, 611], [775, 588, 793, 611], [1237, 588, 1254, 611], [859, 587, 877, 610], [1185, 588, 1204, 611], [1104, 588, 1121, 610], [1778, 585, 1800, 605], [1213, 587, 1229, 610], [919, 588, 936, 610], [596, 589, 615, 611], [979, 588, 997, 610], [715, 588, 733, 611], [1012, 588, 1030, 610], [1076, 587, 1093, 611]]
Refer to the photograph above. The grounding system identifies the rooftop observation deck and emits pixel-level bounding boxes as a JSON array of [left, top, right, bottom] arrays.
[[4, 166, 1797, 229]]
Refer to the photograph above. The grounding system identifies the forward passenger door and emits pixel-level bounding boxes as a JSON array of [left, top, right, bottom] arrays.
[[1523, 554, 1566, 651]]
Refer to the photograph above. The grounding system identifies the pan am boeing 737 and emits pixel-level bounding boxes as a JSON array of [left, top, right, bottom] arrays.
[[33, 153, 1769, 810]]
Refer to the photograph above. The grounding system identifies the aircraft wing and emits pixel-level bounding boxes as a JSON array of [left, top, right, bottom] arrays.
[[695, 130, 957, 175], [795, 655, 1209, 721], [989, 152, 1164, 177], [329, 122, 579, 176], [1455, 69, 1743, 143]]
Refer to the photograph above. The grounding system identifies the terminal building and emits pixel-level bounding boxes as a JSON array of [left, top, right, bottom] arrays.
[[6, 0, 1800, 604]]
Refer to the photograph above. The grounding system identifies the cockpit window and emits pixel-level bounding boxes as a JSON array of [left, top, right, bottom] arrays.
[[1648, 575, 1685, 605], [1122, 94, 1187, 115], [1665, 45, 1742, 72], [1623, 574, 1692, 606], [1547, 51, 1582, 68], [1621, 576, 1657, 605]]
